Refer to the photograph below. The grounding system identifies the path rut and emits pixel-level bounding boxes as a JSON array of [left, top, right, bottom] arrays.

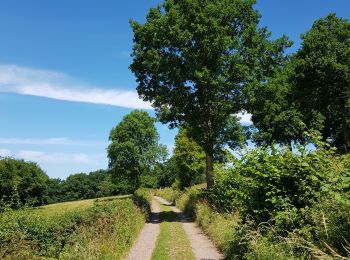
[[155, 196, 224, 260], [126, 196, 223, 260], [126, 198, 160, 260]]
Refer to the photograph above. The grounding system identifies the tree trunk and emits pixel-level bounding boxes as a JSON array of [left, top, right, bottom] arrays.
[[342, 115, 350, 153], [205, 148, 214, 188]]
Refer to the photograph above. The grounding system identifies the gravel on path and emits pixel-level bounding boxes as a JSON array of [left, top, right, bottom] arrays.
[[154, 196, 224, 260], [125, 198, 161, 260]]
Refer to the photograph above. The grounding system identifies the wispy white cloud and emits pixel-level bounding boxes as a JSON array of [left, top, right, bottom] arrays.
[[17, 150, 104, 164], [0, 148, 12, 157], [0, 64, 152, 109], [0, 137, 107, 146]]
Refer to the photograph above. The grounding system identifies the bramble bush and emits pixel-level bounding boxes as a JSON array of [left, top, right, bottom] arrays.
[[171, 133, 350, 258]]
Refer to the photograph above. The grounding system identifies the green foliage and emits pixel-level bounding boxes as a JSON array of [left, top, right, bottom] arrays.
[[0, 198, 145, 259], [156, 157, 178, 188], [0, 157, 49, 208], [154, 187, 182, 205], [108, 110, 166, 192], [206, 139, 350, 257], [169, 134, 350, 258], [132, 188, 152, 220], [172, 128, 205, 189], [290, 14, 350, 153], [207, 135, 347, 219], [43, 169, 115, 204], [130, 0, 289, 187], [247, 63, 307, 146], [248, 14, 350, 151]]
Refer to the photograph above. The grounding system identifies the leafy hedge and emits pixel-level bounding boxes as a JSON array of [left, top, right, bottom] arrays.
[[164, 139, 350, 259], [133, 188, 153, 220], [0, 198, 145, 259]]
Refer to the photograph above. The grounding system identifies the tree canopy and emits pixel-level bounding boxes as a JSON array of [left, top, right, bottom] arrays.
[[130, 0, 290, 187], [248, 14, 350, 151], [107, 110, 165, 192], [0, 157, 49, 207], [291, 14, 350, 153]]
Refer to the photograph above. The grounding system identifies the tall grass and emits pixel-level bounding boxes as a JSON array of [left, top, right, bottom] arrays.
[[0, 197, 145, 259]]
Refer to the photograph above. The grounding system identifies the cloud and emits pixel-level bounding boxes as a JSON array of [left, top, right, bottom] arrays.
[[0, 64, 152, 109], [0, 64, 252, 123], [0, 148, 12, 157], [17, 150, 104, 164], [0, 137, 107, 146]]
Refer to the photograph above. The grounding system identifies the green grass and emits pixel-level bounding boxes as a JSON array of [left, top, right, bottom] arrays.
[[152, 203, 194, 260], [0, 196, 143, 259], [154, 188, 182, 205], [29, 195, 130, 217]]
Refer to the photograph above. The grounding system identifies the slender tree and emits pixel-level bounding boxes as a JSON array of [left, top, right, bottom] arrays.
[[130, 0, 289, 186]]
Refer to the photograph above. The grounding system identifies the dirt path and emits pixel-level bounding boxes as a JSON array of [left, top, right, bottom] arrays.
[[126, 196, 223, 260], [154, 196, 224, 260], [125, 198, 161, 260]]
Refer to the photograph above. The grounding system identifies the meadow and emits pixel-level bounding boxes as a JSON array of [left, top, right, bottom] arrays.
[[0, 195, 145, 259]]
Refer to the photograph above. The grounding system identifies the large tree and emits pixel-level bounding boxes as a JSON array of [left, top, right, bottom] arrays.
[[0, 157, 49, 207], [130, 0, 289, 186], [246, 62, 308, 147], [291, 14, 350, 153], [107, 110, 163, 192]]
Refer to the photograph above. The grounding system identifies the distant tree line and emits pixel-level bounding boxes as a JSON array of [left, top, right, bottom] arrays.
[[0, 111, 206, 208], [0, 157, 118, 208]]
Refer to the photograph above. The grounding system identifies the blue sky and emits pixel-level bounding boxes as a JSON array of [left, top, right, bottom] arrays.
[[0, 0, 349, 179]]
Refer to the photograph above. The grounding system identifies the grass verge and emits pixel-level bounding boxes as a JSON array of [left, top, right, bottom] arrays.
[[152, 202, 194, 260]]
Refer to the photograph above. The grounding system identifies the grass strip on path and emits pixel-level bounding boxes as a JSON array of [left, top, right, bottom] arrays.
[[152, 202, 195, 260]]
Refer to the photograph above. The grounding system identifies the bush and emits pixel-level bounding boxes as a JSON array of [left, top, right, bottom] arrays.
[[0, 158, 49, 208], [0, 198, 145, 259], [154, 187, 182, 205], [133, 188, 152, 220], [172, 137, 350, 259], [176, 184, 206, 217]]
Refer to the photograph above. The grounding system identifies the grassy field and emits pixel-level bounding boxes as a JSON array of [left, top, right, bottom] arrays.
[[29, 195, 131, 217], [0, 195, 143, 260]]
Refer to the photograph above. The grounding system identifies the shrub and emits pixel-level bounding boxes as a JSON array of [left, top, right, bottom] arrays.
[[154, 187, 182, 205], [133, 188, 152, 220], [176, 184, 206, 217], [0, 198, 145, 259]]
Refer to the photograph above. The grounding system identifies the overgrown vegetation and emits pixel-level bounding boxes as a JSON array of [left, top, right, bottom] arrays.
[[2, 1, 350, 259], [0, 197, 145, 259], [159, 136, 350, 259]]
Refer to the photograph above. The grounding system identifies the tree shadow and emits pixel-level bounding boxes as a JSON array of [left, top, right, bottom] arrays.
[[148, 204, 192, 224]]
